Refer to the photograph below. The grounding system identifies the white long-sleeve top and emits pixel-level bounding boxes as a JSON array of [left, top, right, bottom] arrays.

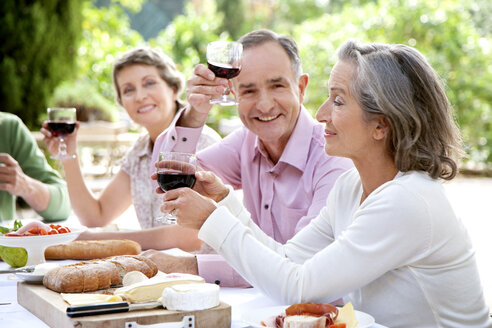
[[198, 169, 492, 328]]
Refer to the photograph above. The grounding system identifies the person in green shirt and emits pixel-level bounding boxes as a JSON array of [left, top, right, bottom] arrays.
[[0, 111, 71, 222]]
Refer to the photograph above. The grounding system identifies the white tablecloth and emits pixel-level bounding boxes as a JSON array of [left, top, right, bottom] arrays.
[[0, 260, 386, 328]]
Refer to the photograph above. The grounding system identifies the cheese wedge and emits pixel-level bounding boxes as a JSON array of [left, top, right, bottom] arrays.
[[335, 302, 358, 328], [61, 293, 123, 306], [162, 283, 220, 311], [114, 272, 204, 303]]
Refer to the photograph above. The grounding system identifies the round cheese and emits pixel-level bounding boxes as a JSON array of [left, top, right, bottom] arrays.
[[162, 283, 220, 311]]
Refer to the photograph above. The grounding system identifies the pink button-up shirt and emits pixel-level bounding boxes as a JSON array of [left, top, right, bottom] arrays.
[[152, 107, 353, 286]]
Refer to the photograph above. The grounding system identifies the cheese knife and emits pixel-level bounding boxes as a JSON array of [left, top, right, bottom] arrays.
[[66, 301, 162, 317]]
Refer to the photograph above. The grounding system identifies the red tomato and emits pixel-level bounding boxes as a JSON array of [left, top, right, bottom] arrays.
[[48, 229, 59, 235], [329, 324, 346, 328], [28, 227, 40, 234], [39, 229, 48, 235], [57, 227, 69, 234]]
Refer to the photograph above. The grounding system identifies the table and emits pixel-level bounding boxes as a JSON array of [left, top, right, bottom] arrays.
[[0, 261, 386, 328]]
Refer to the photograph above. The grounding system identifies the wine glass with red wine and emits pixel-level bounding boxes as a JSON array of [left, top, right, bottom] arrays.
[[156, 152, 197, 225], [206, 41, 243, 106], [46, 107, 77, 160]]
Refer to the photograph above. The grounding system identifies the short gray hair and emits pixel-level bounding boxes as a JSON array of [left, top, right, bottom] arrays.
[[113, 47, 185, 111], [337, 40, 463, 180], [238, 29, 302, 80]]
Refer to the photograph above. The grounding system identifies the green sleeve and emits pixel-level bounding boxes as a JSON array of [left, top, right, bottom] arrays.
[[2, 113, 71, 221]]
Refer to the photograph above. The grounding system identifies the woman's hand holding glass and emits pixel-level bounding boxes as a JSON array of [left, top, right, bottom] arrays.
[[41, 108, 78, 160]]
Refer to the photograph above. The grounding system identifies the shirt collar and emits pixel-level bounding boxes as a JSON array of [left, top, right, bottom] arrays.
[[134, 133, 153, 157], [253, 106, 317, 172]]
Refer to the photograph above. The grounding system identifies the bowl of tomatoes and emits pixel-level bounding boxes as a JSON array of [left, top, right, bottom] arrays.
[[0, 221, 85, 267]]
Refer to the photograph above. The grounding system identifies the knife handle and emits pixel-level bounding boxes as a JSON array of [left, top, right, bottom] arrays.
[[66, 302, 129, 317]]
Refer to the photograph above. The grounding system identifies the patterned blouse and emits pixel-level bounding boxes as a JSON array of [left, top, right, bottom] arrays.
[[120, 125, 221, 229]]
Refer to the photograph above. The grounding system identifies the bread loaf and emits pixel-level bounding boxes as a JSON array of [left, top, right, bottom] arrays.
[[45, 240, 141, 260], [43, 255, 158, 293]]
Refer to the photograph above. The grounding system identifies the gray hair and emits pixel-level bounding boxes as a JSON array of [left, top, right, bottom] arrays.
[[238, 29, 302, 80], [337, 40, 463, 180], [112, 47, 185, 111]]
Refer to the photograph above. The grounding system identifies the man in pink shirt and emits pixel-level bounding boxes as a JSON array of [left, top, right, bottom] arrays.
[[147, 29, 353, 286]]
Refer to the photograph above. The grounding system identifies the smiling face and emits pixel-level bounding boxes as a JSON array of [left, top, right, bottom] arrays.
[[316, 60, 381, 163], [232, 41, 307, 159], [116, 64, 177, 139]]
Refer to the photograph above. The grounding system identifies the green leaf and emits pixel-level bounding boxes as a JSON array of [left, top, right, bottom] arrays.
[[0, 219, 23, 234]]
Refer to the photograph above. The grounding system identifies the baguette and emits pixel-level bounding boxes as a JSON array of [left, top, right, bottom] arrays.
[[43, 255, 158, 293], [45, 239, 141, 260]]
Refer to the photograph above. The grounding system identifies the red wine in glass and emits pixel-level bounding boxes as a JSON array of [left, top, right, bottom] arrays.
[[46, 107, 77, 160], [206, 41, 243, 106], [207, 62, 241, 79], [155, 152, 197, 225], [157, 172, 196, 192], [47, 121, 76, 137]]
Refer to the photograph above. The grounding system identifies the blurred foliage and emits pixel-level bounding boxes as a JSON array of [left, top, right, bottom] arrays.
[[468, 0, 492, 36], [1, 0, 491, 168], [71, 1, 144, 101], [291, 0, 492, 166], [149, 1, 223, 79], [48, 0, 145, 124], [51, 81, 118, 122], [0, 0, 83, 128], [216, 0, 245, 40], [149, 0, 238, 132]]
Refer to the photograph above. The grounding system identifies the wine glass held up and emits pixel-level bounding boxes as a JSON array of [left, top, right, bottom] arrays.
[[206, 41, 243, 106], [156, 152, 197, 225], [46, 107, 77, 160]]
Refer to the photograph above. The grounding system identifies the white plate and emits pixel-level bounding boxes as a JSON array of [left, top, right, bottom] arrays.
[[0, 227, 85, 266], [15, 272, 44, 283], [15, 263, 60, 283], [241, 305, 375, 328]]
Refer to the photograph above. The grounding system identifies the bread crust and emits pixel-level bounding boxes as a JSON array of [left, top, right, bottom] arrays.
[[45, 240, 141, 260], [108, 255, 157, 279], [43, 255, 158, 293]]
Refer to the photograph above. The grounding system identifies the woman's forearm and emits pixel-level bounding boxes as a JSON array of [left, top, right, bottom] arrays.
[[61, 156, 103, 226], [77, 225, 203, 251], [61, 156, 132, 227]]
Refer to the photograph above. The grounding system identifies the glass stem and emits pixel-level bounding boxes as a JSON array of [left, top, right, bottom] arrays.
[[59, 137, 67, 156]]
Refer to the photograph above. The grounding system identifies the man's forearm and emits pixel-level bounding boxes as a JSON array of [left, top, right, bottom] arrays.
[[21, 176, 51, 212]]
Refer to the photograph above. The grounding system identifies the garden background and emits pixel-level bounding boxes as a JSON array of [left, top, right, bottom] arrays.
[[1, 0, 491, 173]]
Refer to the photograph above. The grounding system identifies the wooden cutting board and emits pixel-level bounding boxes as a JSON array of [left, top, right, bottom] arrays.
[[17, 282, 231, 328]]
